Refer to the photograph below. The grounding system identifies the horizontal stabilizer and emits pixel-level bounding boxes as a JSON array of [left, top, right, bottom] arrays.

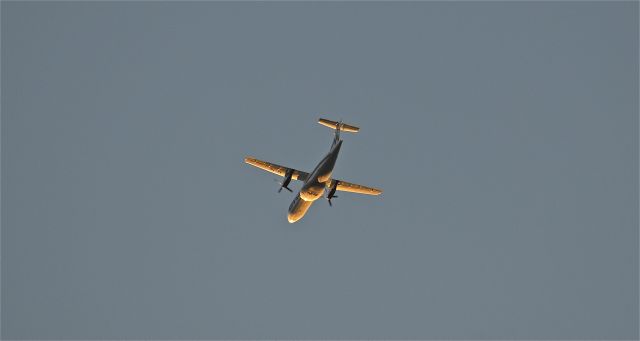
[[318, 118, 359, 133]]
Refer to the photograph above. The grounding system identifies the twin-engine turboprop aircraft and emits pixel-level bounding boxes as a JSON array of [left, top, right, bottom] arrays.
[[244, 118, 382, 223]]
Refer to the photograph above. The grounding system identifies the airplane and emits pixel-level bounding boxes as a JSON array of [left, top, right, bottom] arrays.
[[244, 118, 383, 223]]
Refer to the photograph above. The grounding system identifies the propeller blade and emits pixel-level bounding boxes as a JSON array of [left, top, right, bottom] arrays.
[[327, 195, 338, 206]]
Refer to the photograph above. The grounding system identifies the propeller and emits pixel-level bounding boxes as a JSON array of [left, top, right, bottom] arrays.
[[326, 180, 339, 206], [279, 185, 293, 193], [328, 194, 338, 206], [276, 169, 294, 193], [273, 178, 292, 192]]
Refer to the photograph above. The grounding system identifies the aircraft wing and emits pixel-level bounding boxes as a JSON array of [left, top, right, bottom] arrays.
[[330, 179, 382, 196], [244, 157, 309, 182]]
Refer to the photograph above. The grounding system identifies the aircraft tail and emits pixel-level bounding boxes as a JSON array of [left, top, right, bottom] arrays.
[[318, 118, 360, 133]]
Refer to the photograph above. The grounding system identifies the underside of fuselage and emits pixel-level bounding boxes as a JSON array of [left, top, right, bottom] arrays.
[[287, 195, 314, 223], [287, 140, 342, 223]]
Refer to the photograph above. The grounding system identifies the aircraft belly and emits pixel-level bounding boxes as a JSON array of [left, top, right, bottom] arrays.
[[317, 171, 332, 183], [299, 178, 325, 201], [317, 141, 341, 182]]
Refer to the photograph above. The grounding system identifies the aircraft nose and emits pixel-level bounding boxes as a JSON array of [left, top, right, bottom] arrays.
[[287, 213, 299, 223]]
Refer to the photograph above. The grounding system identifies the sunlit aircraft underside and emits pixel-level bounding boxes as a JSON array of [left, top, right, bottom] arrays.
[[244, 118, 382, 223]]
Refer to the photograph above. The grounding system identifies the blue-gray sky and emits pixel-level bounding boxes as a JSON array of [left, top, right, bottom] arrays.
[[2, 2, 638, 339]]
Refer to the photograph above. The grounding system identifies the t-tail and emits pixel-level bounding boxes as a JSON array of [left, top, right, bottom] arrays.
[[318, 118, 359, 146]]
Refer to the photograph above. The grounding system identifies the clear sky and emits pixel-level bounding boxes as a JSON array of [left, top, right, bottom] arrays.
[[2, 2, 638, 339]]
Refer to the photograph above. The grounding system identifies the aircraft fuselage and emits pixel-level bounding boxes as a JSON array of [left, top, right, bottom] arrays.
[[287, 139, 342, 222]]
